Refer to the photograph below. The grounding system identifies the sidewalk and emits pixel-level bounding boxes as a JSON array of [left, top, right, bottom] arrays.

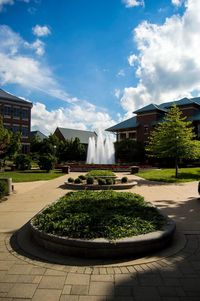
[[0, 173, 200, 300]]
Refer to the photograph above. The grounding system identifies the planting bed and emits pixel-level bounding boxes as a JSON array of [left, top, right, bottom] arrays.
[[31, 191, 175, 259]]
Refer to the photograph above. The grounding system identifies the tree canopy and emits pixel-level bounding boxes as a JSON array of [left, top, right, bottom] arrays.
[[146, 105, 200, 177]]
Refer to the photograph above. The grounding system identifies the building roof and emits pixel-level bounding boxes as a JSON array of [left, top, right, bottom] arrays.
[[106, 116, 138, 132], [30, 130, 47, 141], [0, 88, 32, 106], [159, 97, 200, 110], [134, 103, 166, 114], [56, 127, 97, 144]]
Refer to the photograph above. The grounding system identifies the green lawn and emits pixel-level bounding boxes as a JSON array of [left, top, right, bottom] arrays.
[[137, 167, 200, 183], [0, 170, 64, 183]]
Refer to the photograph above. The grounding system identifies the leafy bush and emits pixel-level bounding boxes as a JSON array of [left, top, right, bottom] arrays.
[[33, 190, 166, 240], [121, 176, 128, 183], [68, 177, 74, 183], [0, 180, 8, 199], [74, 178, 82, 184], [14, 154, 31, 170], [78, 175, 86, 180], [38, 154, 56, 172], [86, 176, 94, 185], [98, 178, 106, 185], [86, 170, 115, 178], [106, 178, 113, 185]]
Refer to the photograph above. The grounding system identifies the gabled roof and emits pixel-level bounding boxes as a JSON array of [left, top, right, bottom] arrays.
[[0, 88, 32, 106], [55, 127, 97, 144], [134, 103, 166, 114], [106, 116, 138, 132], [30, 131, 47, 141], [159, 97, 200, 109]]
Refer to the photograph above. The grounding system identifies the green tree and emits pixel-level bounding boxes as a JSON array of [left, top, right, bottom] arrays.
[[146, 105, 200, 178], [0, 118, 11, 166]]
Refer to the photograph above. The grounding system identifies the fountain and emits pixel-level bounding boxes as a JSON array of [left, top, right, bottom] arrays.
[[86, 132, 115, 164]]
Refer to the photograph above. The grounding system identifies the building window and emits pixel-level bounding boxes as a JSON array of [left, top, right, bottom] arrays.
[[13, 107, 20, 119], [13, 124, 20, 133], [4, 106, 11, 117], [120, 133, 126, 140], [3, 123, 11, 130], [129, 132, 136, 139], [21, 126, 29, 137], [22, 109, 28, 120]]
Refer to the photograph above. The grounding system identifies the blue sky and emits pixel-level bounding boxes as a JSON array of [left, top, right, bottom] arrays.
[[0, 0, 199, 134]]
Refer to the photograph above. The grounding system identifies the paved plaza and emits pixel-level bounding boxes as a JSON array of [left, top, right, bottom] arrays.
[[0, 172, 200, 300]]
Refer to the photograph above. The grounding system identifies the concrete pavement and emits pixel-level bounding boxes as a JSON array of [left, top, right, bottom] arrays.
[[0, 172, 200, 300]]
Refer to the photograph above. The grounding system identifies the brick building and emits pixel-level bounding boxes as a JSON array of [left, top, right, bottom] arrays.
[[0, 88, 32, 153], [106, 97, 200, 144]]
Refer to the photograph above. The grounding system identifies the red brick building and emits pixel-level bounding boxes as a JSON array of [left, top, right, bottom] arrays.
[[0, 88, 32, 153], [106, 98, 200, 144]]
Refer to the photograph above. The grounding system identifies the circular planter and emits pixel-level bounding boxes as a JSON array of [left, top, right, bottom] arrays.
[[30, 218, 176, 259], [64, 181, 137, 190]]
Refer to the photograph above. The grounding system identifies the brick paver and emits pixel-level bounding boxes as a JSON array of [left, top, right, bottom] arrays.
[[0, 173, 200, 300]]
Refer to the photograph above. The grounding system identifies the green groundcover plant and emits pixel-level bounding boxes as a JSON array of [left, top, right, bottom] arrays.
[[32, 191, 165, 240], [86, 170, 115, 178]]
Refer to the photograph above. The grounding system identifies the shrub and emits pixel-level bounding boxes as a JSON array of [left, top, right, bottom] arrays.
[[74, 178, 82, 184], [86, 170, 115, 178], [78, 175, 86, 180], [106, 178, 113, 185], [98, 178, 106, 185], [68, 177, 74, 183], [38, 154, 56, 172], [121, 176, 128, 183], [33, 190, 166, 240], [14, 154, 31, 170], [0, 180, 8, 199], [86, 176, 94, 185]]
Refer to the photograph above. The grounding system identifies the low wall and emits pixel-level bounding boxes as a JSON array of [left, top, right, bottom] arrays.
[[30, 218, 176, 259]]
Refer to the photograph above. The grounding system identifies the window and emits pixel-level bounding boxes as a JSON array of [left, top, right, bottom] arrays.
[[13, 107, 20, 119], [4, 106, 11, 117], [13, 124, 20, 133], [22, 109, 28, 119], [21, 126, 29, 137], [120, 133, 126, 140], [129, 132, 136, 139]]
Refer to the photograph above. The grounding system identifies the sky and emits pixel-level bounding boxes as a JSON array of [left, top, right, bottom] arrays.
[[0, 0, 200, 134]]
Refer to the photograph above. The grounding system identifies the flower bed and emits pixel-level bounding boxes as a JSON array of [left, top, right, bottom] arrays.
[[31, 191, 175, 258]]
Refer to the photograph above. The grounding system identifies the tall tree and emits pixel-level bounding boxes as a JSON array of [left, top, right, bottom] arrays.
[[146, 105, 200, 177]]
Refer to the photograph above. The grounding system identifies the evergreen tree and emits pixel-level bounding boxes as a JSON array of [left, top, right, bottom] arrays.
[[146, 105, 200, 177]]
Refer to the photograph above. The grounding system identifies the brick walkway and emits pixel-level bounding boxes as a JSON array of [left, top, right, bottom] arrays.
[[0, 173, 200, 300]]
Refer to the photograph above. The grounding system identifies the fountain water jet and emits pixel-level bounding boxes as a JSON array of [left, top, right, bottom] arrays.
[[86, 132, 115, 164]]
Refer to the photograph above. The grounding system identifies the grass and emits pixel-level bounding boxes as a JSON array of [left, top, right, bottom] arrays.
[[0, 170, 64, 183], [32, 190, 165, 240], [137, 167, 200, 183], [86, 169, 115, 178]]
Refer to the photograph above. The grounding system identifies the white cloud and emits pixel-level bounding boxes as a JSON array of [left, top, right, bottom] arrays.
[[114, 89, 121, 99], [25, 38, 45, 56], [31, 102, 117, 134], [32, 25, 51, 37], [0, 0, 29, 12], [0, 0, 13, 11], [117, 69, 125, 77], [0, 25, 76, 103], [128, 54, 138, 67], [121, 0, 200, 114], [171, 0, 184, 6], [122, 0, 144, 8]]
